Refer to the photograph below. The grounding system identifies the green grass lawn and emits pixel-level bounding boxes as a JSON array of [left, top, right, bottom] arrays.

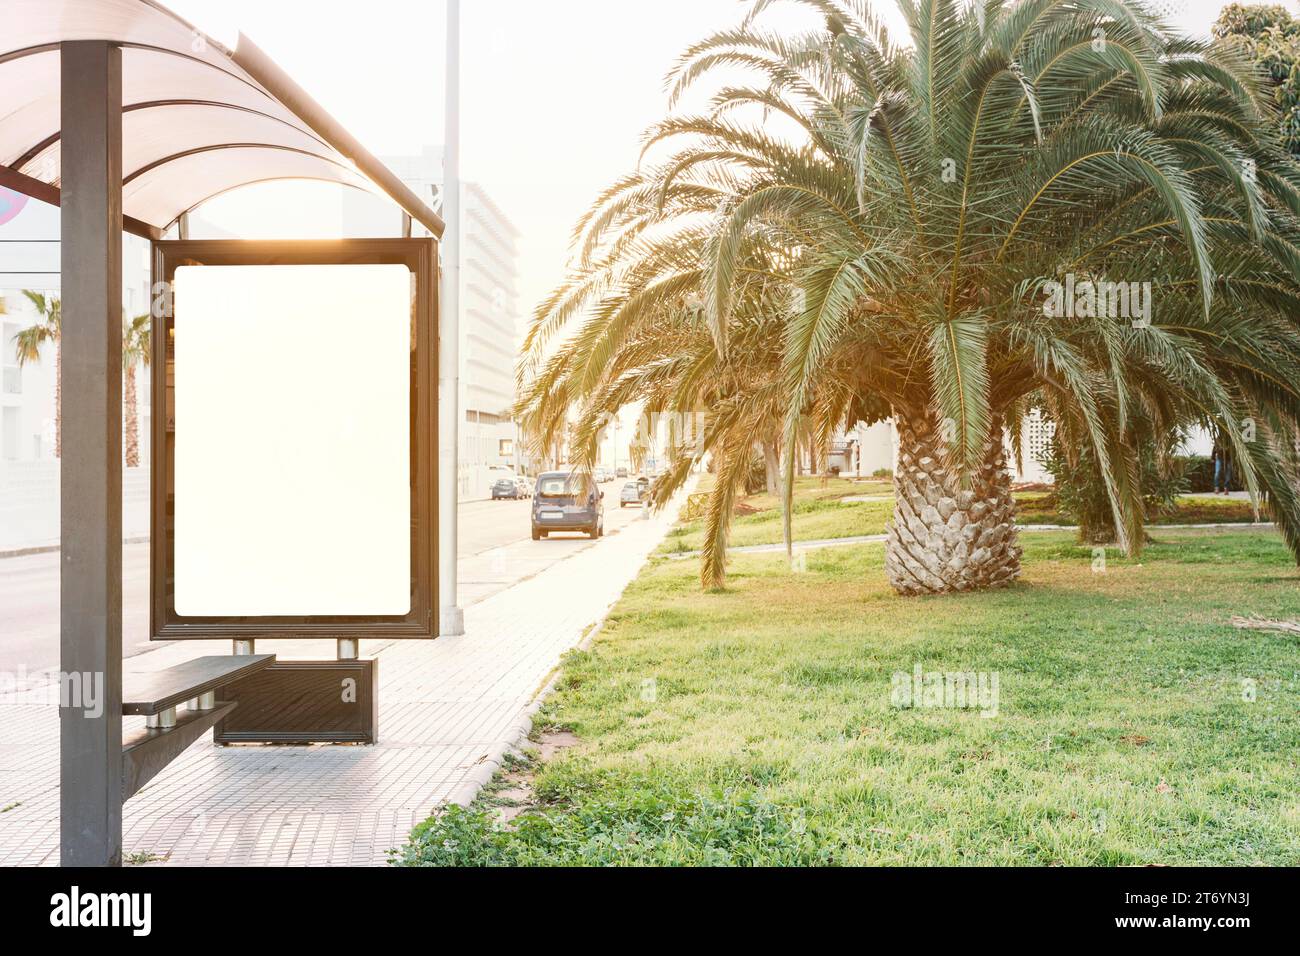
[[660, 481, 1260, 554], [395, 528, 1300, 866], [660, 476, 890, 554]]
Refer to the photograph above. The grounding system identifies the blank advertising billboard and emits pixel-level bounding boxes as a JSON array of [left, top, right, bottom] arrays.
[[171, 263, 411, 616]]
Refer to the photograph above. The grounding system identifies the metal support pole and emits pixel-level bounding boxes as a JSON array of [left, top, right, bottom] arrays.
[[337, 637, 359, 660], [145, 707, 176, 731], [59, 40, 123, 867], [438, 0, 464, 637], [232, 639, 255, 656]]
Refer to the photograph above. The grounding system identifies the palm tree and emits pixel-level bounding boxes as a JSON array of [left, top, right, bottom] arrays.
[[11, 291, 61, 458], [122, 313, 151, 468], [521, 0, 1300, 594], [518, 224, 821, 586]]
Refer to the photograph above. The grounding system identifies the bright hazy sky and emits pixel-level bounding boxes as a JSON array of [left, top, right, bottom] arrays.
[[165, 0, 1298, 330]]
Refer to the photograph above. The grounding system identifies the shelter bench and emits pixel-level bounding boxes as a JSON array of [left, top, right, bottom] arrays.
[[121, 654, 275, 799]]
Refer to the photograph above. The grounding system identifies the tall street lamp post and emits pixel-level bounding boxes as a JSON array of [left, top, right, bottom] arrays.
[[438, 0, 464, 637]]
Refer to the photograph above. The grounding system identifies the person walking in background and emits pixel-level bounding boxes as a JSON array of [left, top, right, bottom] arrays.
[[1212, 435, 1234, 495]]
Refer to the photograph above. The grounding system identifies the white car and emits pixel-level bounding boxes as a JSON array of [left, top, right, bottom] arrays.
[[618, 481, 645, 507]]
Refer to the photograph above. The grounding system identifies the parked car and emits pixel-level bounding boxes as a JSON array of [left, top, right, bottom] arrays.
[[513, 476, 532, 498], [615, 466, 628, 478], [594, 466, 612, 483], [619, 480, 645, 508], [532, 471, 604, 539], [492, 477, 524, 500]]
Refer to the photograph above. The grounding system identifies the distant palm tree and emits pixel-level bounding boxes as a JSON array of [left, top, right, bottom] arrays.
[[522, 0, 1300, 595], [9, 295, 152, 466], [517, 228, 812, 586], [122, 313, 151, 468], [12, 291, 61, 458]]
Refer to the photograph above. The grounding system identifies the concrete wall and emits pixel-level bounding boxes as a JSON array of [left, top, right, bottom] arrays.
[[0, 460, 150, 552], [852, 420, 897, 475]]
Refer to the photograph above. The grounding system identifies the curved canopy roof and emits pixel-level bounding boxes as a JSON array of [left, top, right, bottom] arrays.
[[0, 0, 444, 239]]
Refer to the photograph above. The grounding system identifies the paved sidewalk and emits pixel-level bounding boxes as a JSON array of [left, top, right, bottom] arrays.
[[0, 498, 683, 867]]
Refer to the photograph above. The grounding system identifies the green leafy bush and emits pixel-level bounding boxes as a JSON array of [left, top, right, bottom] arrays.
[[1179, 454, 1214, 493], [1176, 455, 1242, 494], [1215, 3, 1300, 154], [1042, 437, 1189, 543]]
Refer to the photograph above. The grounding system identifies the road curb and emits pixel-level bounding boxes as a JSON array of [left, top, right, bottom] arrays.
[[0, 535, 150, 560]]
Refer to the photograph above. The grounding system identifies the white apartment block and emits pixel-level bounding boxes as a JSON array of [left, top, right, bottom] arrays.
[[349, 147, 525, 499]]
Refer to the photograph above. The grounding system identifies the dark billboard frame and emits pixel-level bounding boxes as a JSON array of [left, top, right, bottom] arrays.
[[149, 238, 438, 641]]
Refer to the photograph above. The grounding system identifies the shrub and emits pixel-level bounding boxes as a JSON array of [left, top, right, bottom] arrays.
[[1042, 436, 1189, 543], [1215, 3, 1300, 154], [1177, 454, 1242, 493]]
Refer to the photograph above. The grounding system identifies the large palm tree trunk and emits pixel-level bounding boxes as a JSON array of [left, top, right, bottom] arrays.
[[885, 413, 1021, 595]]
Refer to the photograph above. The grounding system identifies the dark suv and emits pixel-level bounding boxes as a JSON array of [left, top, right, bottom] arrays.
[[532, 471, 604, 540], [492, 477, 523, 500]]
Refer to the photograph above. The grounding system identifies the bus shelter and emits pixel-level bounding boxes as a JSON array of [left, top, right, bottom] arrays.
[[0, 0, 444, 865]]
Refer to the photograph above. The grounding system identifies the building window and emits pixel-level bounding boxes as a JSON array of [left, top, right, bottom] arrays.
[[1024, 408, 1055, 469], [499, 438, 513, 458]]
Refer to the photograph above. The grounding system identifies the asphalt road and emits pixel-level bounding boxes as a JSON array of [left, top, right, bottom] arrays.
[[0, 483, 648, 673], [454, 488, 648, 607]]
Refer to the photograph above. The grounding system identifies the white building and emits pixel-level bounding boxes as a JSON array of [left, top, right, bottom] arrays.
[[0, 188, 153, 550], [344, 147, 525, 498], [844, 408, 1213, 485], [842, 412, 1054, 484]]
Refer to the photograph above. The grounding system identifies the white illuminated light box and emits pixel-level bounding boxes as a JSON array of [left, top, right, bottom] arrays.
[[172, 264, 411, 616]]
